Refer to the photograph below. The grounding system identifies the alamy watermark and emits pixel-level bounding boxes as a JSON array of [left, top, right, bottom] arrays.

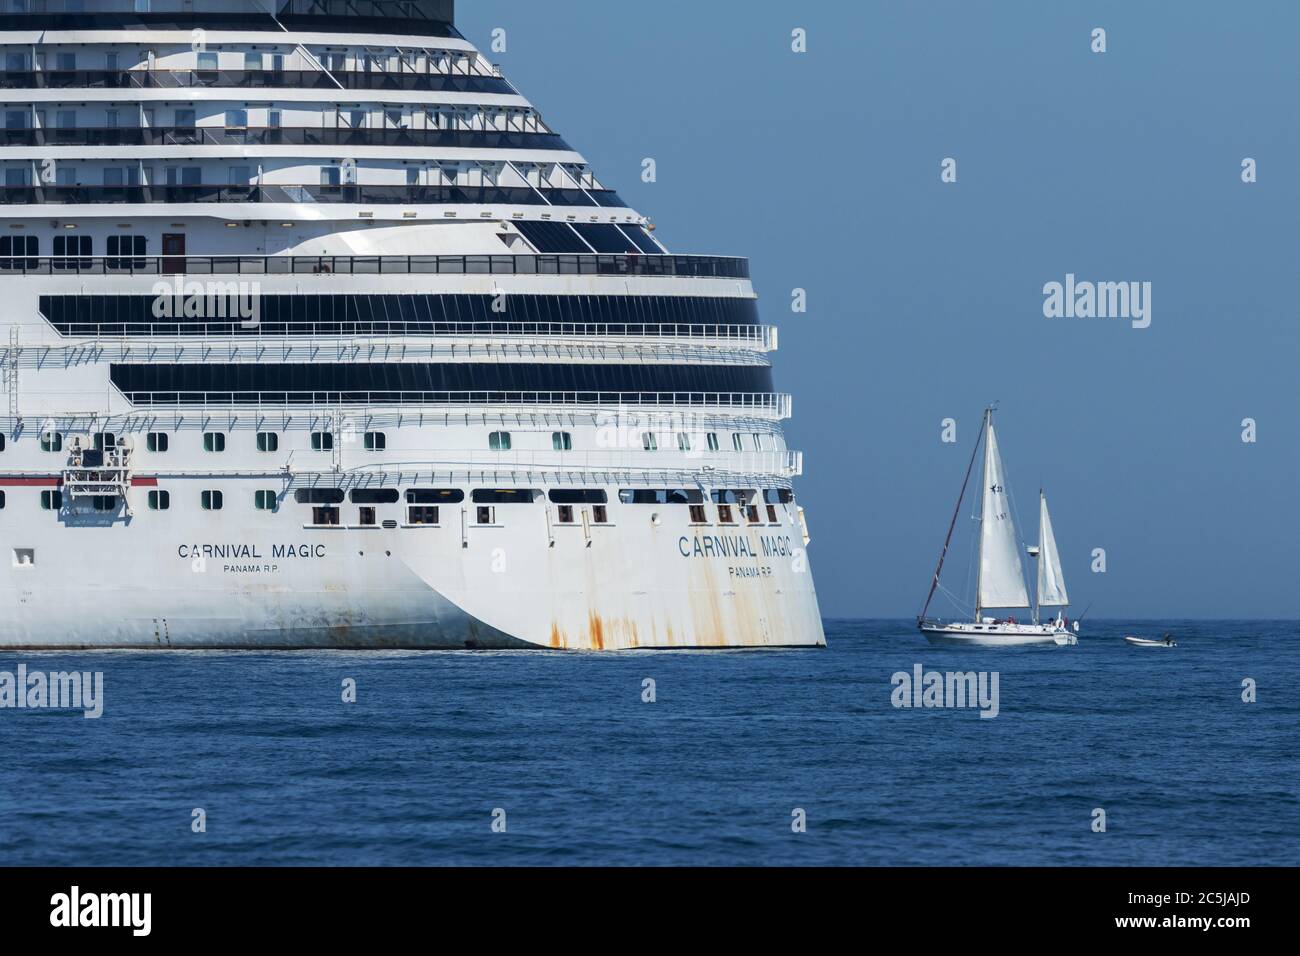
[[1042, 273, 1151, 329], [0, 664, 104, 718], [891, 663, 999, 719], [151, 277, 261, 329]]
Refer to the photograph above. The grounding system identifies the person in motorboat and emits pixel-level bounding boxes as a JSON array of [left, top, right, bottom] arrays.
[[1164, 633, 1173, 645]]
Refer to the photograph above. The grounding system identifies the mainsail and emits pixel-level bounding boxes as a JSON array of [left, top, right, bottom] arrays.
[[1036, 492, 1069, 608], [978, 419, 1030, 610]]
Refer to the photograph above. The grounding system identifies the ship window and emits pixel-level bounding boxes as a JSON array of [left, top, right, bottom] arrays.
[[514, 219, 589, 254], [312, 506, 340, 526], [93, 432, 116, 452], [617, 489, 703, 505], [641, 432, 657, 451], [706, 432, 719, 452], [52, 235, 92, 270], [311, 431, 334, 451], [41, 432, 63, 452], [592, 505, 608, 524], [551, 431, 572, 451], [766, 504, 778, 523], [548, 489, 607, 504], [203, 432, 226, 452], [676, 432, 691, 451], [617, 224, 664, 255], [763, 489, 794, 504], [407, 505, 439, 525], [363, 431, 386, 450], [243, 53, 262, 72], [4, 168, 30, 188], [350, 488, 399, 504], [201, 490, 223, 511], [711, 490, 747, 504], [472, 489, 538, 504], [717, 505, 735, 524], [254, 490, 277, 511], [732, 433, 743, 451], [358, 506, 377, 526], [746, 505, 761, 524], [294, 488, 344, 505], [752, 433, 764, 450], [55, 52, 76, 71], [148, 490, 169, 511], [0, 434, 4, 451], [146, 431, 168, 452], [557, 505, 574, 523], [570, 222, 639, 254], [0, 490, 4, 507], [488, 431, 511, 450], [197, 52, 218, 72], [106, 235, 147, 270], [476, 506, 494, 524], [256, 431, 279, 452], [41, 490, 62, 511], [91, 495, 117, 512], [688, 504, 707, 524], [0, 235, 38, 270], [406, 489, 464, 504]]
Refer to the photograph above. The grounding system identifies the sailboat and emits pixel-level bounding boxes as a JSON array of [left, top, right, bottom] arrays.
[[918, 407, 1079, 647]]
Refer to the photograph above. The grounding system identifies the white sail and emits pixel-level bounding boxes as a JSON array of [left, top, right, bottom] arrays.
[[978, 419, 1031, 610], [1037, 493, 1069, 608]]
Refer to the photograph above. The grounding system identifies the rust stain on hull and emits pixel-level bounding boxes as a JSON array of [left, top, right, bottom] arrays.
[[586, 612, 606, 650]]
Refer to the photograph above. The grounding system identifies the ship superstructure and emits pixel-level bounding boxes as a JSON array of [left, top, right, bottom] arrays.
[[0, 0, 824, 649]]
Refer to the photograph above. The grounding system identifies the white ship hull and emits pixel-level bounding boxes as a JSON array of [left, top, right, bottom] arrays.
[[0, 488, 823, 650], [919, 622, 1075, 647]]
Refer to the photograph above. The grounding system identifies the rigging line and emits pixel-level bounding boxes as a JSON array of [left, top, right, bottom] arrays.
[[935, 580, 972, 619], [919, 415, 985, 623]]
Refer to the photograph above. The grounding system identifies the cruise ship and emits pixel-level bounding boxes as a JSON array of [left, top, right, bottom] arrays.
[[0, 0, 824, 650]]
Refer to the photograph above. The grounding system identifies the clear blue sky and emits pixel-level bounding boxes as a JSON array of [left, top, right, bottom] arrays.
[[464, 1, 1300, 619]]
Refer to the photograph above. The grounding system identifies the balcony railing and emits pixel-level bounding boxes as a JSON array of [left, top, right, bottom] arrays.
[[1, 126, 569, 150], [0, 69, 512, 94], [0, 184, 626, 207], [8, 253, 747, 279], [116, 390, 790, 412], [47, 322, 770, 346]]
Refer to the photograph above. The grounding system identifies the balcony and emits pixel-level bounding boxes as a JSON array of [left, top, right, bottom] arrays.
[[0, 69, 513, 95], [114, 389, 792, 414], [0, 126, 569, 151], [11, 253, 749, 279], [0, 184, 626, 207]]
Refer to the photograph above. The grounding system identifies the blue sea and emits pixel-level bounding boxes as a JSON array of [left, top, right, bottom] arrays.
[[1, 620, 1296, 866]]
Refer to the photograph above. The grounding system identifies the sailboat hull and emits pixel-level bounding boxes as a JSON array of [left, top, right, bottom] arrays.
[[919, 622, 1077, 647]]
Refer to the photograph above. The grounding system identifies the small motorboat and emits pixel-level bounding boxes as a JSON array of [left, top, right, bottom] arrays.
[[1124, 633, 1176, 648]]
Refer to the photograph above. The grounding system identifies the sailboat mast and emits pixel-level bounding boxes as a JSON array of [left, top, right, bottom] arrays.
[[1032, 489, 1043, 625], [973, 408, 990, 623], [918, 407, 986, 624]]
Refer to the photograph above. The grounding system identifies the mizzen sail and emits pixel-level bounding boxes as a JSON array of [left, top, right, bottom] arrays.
[[1037, 492, 1069, 608]]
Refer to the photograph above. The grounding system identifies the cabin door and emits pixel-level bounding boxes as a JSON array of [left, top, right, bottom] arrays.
[[161, 233, 186, 274]]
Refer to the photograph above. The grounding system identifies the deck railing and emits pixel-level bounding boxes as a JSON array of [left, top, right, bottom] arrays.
[[6, 253, 746, 279], [117, 390, 791, 414]]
